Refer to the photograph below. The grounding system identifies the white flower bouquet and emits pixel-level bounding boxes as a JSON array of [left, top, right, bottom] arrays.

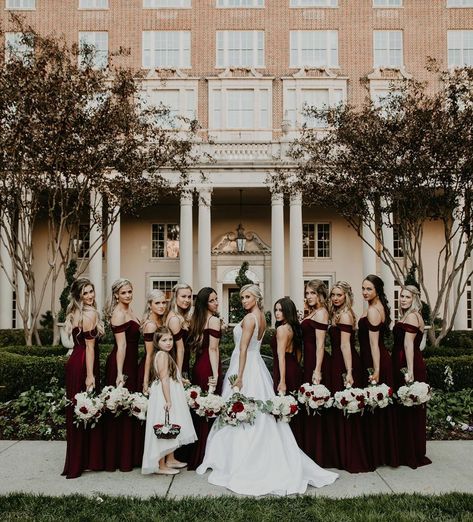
[[364, 383, 394, 411], [397, 381, 432, 407], [297, 383, 333, 414], [99, 384, 130, 416], [73, 391, 103, 428], [195, 392, 226, 420], [127, 392, 148, 421], [333, 387, 367, 416], [264, 393, 299, 423], [185, 385, 202, 409], [217, 392, 260, 428]]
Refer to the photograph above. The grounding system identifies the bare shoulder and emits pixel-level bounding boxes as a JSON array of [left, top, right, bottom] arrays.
[[208, 315, 221, 330], [167, 314, 181, 333], [276, 324, 290, 340], [143, 320, 158, 334], [404, 311, 423, 328], [82, 310, 97, 331], [242, 313, 257, 333], [367, 305, 382, 325], [313, 308, 329, 323], [111, 309, 127, 327], [338, 312, 354, 326]]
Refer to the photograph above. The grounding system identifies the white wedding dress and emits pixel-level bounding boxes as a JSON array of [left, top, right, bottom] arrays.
[[196, 314, 338, 496]]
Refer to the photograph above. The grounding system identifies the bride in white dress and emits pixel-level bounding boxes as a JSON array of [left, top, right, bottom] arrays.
[[197, 284, 338, 496]]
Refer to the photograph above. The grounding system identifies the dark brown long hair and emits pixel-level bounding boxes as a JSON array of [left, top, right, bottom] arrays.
[[364, 274, 391, 329], [274, 296, 303, 364], [151, 326, 177, 381], [188, 287, 217, 355]]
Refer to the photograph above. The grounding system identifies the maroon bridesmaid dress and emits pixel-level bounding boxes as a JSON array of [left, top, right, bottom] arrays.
[[271, 330, 304, 447], [62, 327, 104, 479], [358, 317, 399, 468], [104, 320, 140, 472], [392, 321, 431, 468], [187, 328, 223, 470], [300, 318, 335, 467], [329, 323, 371, 473]]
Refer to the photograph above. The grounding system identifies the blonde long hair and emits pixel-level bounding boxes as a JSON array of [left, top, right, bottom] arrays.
[[141, 289, 167, 329], [328, 280, 356, 326], [65, 277, 104, 336], [305, 279, 328, 311], [400, 285, 423, 322], [104, 278, 132, 321], [168, 283, 192, 328]]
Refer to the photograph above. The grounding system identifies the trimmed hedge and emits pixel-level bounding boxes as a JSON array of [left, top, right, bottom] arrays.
[[0, 329, 54, 347], [438, 331, 473, 350], [426, 355, 473, 391], [0, 345, 68, 357]]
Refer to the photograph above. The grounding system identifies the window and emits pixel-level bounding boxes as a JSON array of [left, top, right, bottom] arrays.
[[79, 32, 108, 69], [217, 0, 263, 6], [216, 31, 264, 68], [151, 278, 179, 300], [303, 223, 331, 258], [373, 0, 402, 6], [373, 30, 403, 68], [467, 280, 472, 330], [393, 224, 404, 258], [290, 31, 338, 68], [76, 224, 90, 259], [448, 30, 473, 68], [12, 290, 16, 329], [4, 32, 33, 62], [6, 0, 35, 9], [142, 31, 191, 69], [152, 224, 180, 258], [448, 0, 473, 6], [283, 78, 346, 129], [291, 0, 337, 6], [393, 286, 401, 321], [79, 0, 109, 8], [144, 0, 190, 7], [210, 83, 271, 131]]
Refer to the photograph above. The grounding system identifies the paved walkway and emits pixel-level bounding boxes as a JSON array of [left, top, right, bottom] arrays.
[[0, 440, 472, 499]]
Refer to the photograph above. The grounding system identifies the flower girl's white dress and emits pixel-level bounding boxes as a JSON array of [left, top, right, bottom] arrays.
[[142, 354, 197, 474], [197, 314, 338, 495]]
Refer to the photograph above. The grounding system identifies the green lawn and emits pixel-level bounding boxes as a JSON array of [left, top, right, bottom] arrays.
[[0, 493, 472, 522]]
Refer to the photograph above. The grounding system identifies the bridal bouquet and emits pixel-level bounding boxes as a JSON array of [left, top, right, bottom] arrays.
[[297, 383, 333, 414], [73, 391, 103, 428], [333, 387, 367, 416], [364, 383, 394, 411], [217, 392, 259, 428], [265, 394, 299, 423], [99, 384, 130, 416], [195, 392, 226, 420], [397, 381, 431, 407], [127, 392, 148, 421], [185, 385, 202, 410]]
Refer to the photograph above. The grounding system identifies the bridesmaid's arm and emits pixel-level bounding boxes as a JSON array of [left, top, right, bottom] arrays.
[[403, 312, 422, 383], [339, 313, 353, 386], [235, 315, 256, 390], [112, 309, 127, 386], [168, 315, 184, 373], [276, 325, 289, 394], [313, 309, 329, 384], [367, 306, 381, 383], [208, 316, 221, 389], [83, 311, 97, 391], [143, 321, 157, 394]]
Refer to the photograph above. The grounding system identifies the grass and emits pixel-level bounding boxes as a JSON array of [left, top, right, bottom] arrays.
[[0, 493, 472, 522]]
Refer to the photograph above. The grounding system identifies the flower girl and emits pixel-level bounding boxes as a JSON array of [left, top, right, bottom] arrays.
[[142, 327, 197, 475]]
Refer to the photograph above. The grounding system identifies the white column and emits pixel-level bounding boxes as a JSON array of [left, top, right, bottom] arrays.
[[198, 188, 212, 290], [179, 191, 193, 288], [453, 229, 469, 330], [362, 218, 377, 278], [289, 192, 304, 312], [271, 192, 285, 311], [106, 206, 121, 294], [0, 215, 13, 328], [89, 190, 103, 312], [380, 220, 395, 319]]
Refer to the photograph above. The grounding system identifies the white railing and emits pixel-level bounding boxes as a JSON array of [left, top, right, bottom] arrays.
[[200, 141, 294, 163]]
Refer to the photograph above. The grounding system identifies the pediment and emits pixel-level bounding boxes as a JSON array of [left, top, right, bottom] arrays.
[[212, 229, 271, 255]]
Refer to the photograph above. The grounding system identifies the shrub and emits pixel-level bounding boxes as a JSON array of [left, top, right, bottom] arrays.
[[0, 329, 54, 347], [427, 388, 473, 440], [0, 345, 68, 357], [437, 331, 473, 350], [426, 355, 473, 391]]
